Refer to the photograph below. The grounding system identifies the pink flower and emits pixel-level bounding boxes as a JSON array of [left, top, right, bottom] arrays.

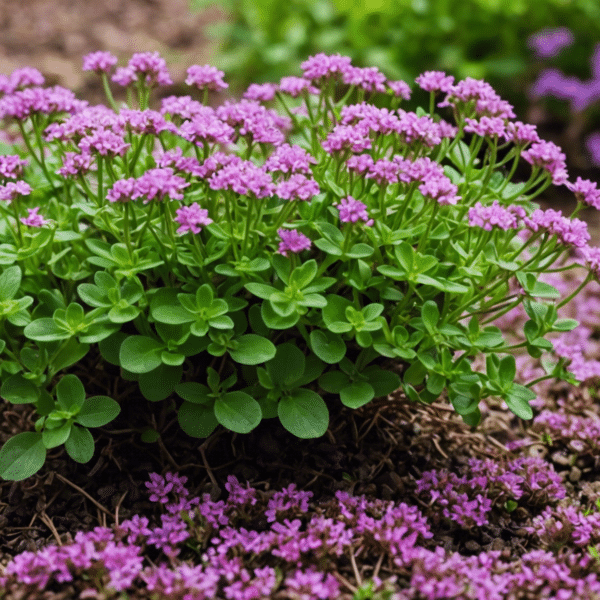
[[185, 64, 228, 91], [0, 155, 27, 179], [335, 195, 374, 226], [387, 80, 411, 99], [276, 174, 320, 201], [415, 70, 455, 93], [82, 51, 118, 74], [342, 65, 387, 93], [57, 151, 95, 177], [528, 27, 574, 59], [522, 140, 569, 185], [278, 76, 319, 97], [567, 176, 600, 210], [20, 207, 49, 227], [300, 53, 353, 82], [112, 51, 172, 87], [264, 143, 317, 175], [468, 201, 525, 231], [243, 83, 277, 102], [464, 116, 507, 138], [174, 202, 212, 234], [79, 128, 130, 157], [0, 180, 31, 202], [277, 228, 312, 257]]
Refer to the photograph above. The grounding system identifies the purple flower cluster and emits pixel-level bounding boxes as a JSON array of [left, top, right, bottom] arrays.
[[0, 85, 86, 121], [185, 64, 228, 91], [0, 67, 45, 94], [0, 155, 27, 180], [335, 196, 374, 226], [277, 228, 312, 257], [106, 168, 189, 204], [112, 51, 173, 87], [468, 201, 526, 231], [208, 159, 275, 198], [0, 180, 31, 203], [416, 456, 565, 528], [82, 51, 118, 74], [439, 77, 516, 119], [216, 99, 291, 146], [523, 207, 590, 248], [521, 140, 569, 185], [528, 27, 575, 59]]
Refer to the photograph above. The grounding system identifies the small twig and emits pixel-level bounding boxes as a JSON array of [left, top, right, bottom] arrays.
[[199, 441, 219, 490], [55, 473, 112, 518], [432, 436, 449, 459], [40, 512, 62, 546], [349, 546, 363, 587], [114, 491, 128, 528], [373, 552, 385, 580], [334, 571, 358, 594]]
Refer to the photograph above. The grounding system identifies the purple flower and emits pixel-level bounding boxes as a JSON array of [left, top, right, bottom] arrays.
[[57, 151, 95, 178], [135, 167, 189, 203], [387, 79, 411, 99], [276, 173, 320, 201], [0, 180, 31, 203], [284, 567, 341, 600], [185, 64, 228, 91], [243, 83, 277, 102], [464, 116, 507, 138], [106, 177, 137, 203], [440, 77, 515, 119], [397, 110, 443, 147], [145, 472, 174, 503], [342, 65, 387, 93], [0, 86, 85, 120], [160, 95, 208, 120], [346, 153, 374, 175], [82, 51, 118, 74], [335, 195, 374, 226], [20, 207, 50, 228], [44, 105, 119, 142], [0, 154, 27, 179], [301, 53, 353, 82], [117, 108, 176, 135], [174, 202, 212, 234], [277, 228, 312, 257], [209, 160, 275, 198], [585, 132, 600, 166], [2, 67, 45, 93], [79, 128, 130, 157], [415, 70, 455, 93], [321, 124, 372, 153], [179, 112, 235, 146], [528, 27, 574, 59], [265, 143, 317, 175], [224, 475, 258, 506], [504, 121, 540, 146], [523, 207, 590, 248], [521, 140, 568, 185], [278, 76, 319, 97], [567, 176, 600, 210], [117, 51, 173, 87], [418, 171, 461, 206], [468, 201, 525, 231], [155, 147, 202, 176]]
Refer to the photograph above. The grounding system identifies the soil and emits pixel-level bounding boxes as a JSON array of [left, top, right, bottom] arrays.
[[1, 1, 600, 597]]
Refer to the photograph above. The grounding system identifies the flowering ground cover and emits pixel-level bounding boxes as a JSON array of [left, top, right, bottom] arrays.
[[1, 45, 600, 599]]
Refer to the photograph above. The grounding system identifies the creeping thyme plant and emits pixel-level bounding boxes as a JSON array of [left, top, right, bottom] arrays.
[[0, 50, 598, 482]]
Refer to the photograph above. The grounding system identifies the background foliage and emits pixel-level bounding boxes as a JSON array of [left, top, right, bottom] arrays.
[[192, 0, 600, 112]]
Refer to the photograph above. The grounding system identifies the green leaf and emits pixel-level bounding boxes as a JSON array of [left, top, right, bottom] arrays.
[[361, 366, 401, 397], [51, 338, 90, 373], [244, 282, 279, 300], [119, 335, 165, 373], [319, 370, 350, 393], [266, 343, 305, 387], [229, 334, 276, 365], [23, 318, 70, 341], [151, 288, 195, 324], [0, 266, 21, 301], [314, 238, 343, 256], [0, 432, 46, 481], [178, 401, 219, 438], [1, 374, 40, 404], [505, 390, 533, 420], [289, 259, 317, 289], [65, 424, 95, 463], [75, 396, 121, 427], [56, 374, 86, 412], [139, 363, 183, 402], [421, 300, 439, 334], [309, 329, 346, 364], [214, 391, 262, 433], [98, 331, 128, 365], [498, 355, 516, 388], [261, 299, 300, 329], [42, 422, 72, 449], [340, 381, 374, 408], [552, 318, 579, 332], [278, 388, 329, 438], [174, 381, 213, 405], [345, 243, 374, 259]]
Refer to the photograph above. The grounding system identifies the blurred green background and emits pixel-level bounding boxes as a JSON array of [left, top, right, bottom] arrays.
[[191, 0, 600, 115]]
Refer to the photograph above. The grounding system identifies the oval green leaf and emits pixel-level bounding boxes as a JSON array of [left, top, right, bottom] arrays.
[[65, 425, 95, 463], [214, 391, 262, 433], [278, 388, 329, 439], [229, 334, 276, 365], [177, 401, 219, 438], [75, 396, 121, 427], [0, 432, 46, 481]]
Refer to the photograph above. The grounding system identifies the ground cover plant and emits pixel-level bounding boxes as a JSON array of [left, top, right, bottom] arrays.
[[0, 51, 597, 482], [2, 49, 600, 598]]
